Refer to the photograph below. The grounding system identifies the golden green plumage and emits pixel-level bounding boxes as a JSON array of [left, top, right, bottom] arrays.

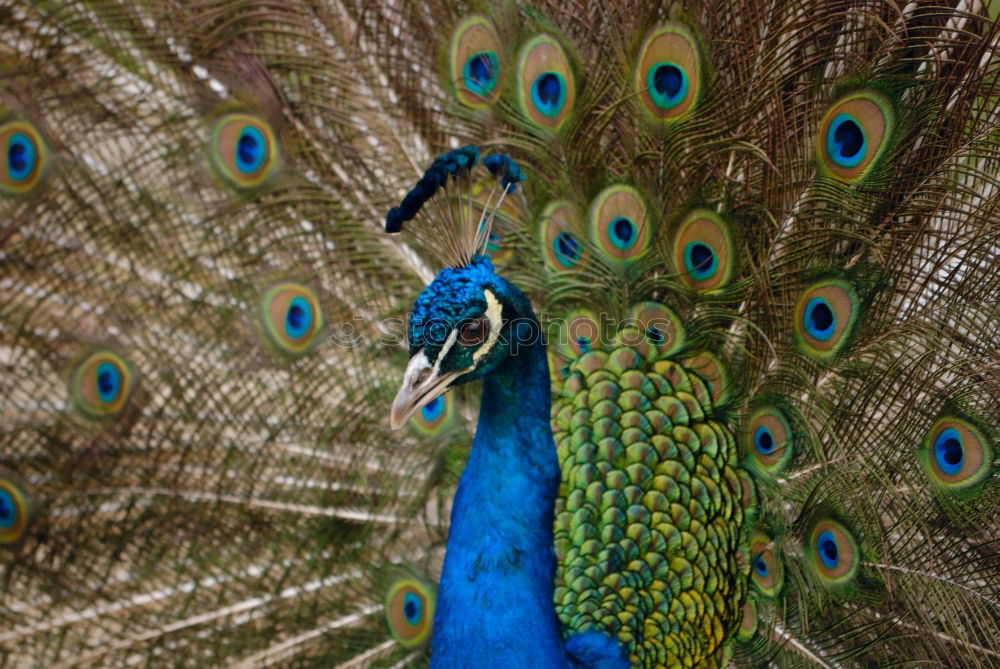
[[2, 0, 999, 667]]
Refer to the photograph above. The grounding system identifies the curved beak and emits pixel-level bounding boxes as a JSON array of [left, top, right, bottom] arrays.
[[389, 352, 471, 430]]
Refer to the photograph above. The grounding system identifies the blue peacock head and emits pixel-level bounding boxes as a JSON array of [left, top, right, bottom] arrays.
[[383, 147, 530, 428]]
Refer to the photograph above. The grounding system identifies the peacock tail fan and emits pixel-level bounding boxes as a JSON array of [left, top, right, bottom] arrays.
[[2, 0, 999, 667]]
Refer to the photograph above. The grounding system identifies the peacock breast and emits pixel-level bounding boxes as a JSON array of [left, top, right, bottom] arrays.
[[551, 327, 751, 668]]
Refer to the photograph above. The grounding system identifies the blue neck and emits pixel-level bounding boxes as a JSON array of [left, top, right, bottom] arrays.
[[429, 334, 569, 668]]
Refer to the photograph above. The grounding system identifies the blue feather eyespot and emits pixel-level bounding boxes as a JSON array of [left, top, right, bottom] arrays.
[[803, 297, 836, 342], [922, 417, 993, 493], [636, 24, 702, 120], [531, 72, 566, 118], [753, 554, 768, 577], [754, 427, 775, 455], [1, 121, 48, 195], [235, 125, 266, 174], [933, 428, 963, 476], [517, 35, 575, 129], [744, 406, 794, 476], [749, 535, 783, 597], [808, 520, 858, 585], [540, 201, 586, 272], [589, 185, 650, 267], [559, 309, 601, 359], [385, 578, 435, 648], [647, 63, 689, 109], [209, 114, 279, 190], [464, 52, 499, 96], [625, 302, 685, 358], [609, 217, 637, 251], [410, 391, 456, 436], [826, 114, 866, 168], [548, 350, 572, 386], [70, 349, 135, 418], [450, 16, 503, 107], [672, 210, 734, 292], [684, 242, 716, 279], [817, 91, 894, 182], [421, 396, 445, 422], [0, 472, 35, 547], [794, 279, 859, 359], [260, 283, 323, 357]]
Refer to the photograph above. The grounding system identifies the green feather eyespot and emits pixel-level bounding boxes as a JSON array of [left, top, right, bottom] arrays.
[[409, 392, 457, 436], [385, 578, 435, 648], [622, 302, 685, 358], [920, 417, 993, 493], [517, 35, 575, 129], [817, 91, 895, 182], [808, 519, 859, 586], [794, 279, 859, 360], [209, 114, 280, 190], [588, 185, 651, 268], [540, 201, 586, 272], [635, 23, 702, 121], [684, 351, 729, 407], [749, 535, 784, 598], [745, 406, 794, 476], [260, 283, 324, 356], [472, 181, 517, 267], [1, 120, 48, 195], [70, 349, 136, 418], [0, 470, 36, 548], [548, 350, 572, 385], [672, 210, 733, 291], [737, 598, 759, 641], [560, 309, 601, 358], [450, 16, 503, 107]]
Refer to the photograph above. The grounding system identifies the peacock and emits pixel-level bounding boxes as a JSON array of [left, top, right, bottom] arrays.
[[1, 0, 999, 666]]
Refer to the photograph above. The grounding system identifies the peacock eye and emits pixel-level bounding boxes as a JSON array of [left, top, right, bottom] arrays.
[[458, 316, 490, 347]]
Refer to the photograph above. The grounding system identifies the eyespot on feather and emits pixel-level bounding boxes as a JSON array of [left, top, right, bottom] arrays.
[[471, 181, 519, 267], [794, 279, 859, 359], [588, 185, 651, 267], [672, 210, 734, 291], [749, 535, 783, 597], [450, 16, 503, 107], [209, 114, 280, 190], [816, 91, 894, 182], [70, 349, 136, 418], [623, 302, 685, 358], [921, 417, 993, 493], [548, 349, 573, 386], [808, 519, 859, 586], [559, 309, 601, 358], [683, 351, 729, 407], [1, 120, 48, 195], [540, 201, 585, 272], [409, 392, 457, 436], [517, 35, 575, 129], [260, 283, 324, 356], [737, 598, 759, 641], [635, 23, 702, 121], [385, 578, 435, 647], [0, 470, 36, 548], [744, 406, 793, 476]]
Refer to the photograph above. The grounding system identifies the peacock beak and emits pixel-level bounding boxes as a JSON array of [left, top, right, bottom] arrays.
[[389, 351, 471, 430]]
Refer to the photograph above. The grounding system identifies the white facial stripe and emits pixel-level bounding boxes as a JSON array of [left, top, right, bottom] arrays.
[[473, 289, 504, 363], [433, 328, 459, 377]]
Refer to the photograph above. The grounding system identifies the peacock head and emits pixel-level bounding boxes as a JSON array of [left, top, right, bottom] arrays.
[[390, 255, 536, 429]]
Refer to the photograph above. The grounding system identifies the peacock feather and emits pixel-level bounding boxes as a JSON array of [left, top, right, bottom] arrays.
[[2, 0, 999, 667]]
